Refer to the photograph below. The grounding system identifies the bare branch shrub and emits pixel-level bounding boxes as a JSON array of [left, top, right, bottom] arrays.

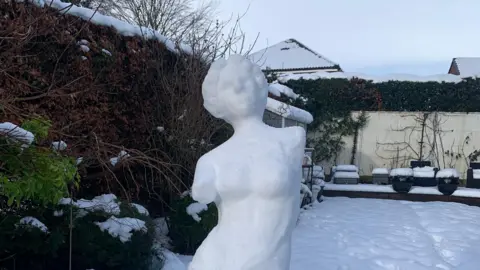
[[0, 1, 237, 215]]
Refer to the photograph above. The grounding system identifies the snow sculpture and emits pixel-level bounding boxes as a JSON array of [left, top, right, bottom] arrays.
[[188, 55, 306, 270]]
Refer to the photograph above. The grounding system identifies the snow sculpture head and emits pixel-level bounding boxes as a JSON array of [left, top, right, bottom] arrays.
[[202, 54, 269, 123]]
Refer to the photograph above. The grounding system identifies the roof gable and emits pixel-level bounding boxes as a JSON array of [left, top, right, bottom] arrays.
[[248, 39, 339, 71], [451, 57, 480, 77]]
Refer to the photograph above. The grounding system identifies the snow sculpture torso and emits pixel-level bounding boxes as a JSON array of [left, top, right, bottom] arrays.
[[188, 55, 306, 270]]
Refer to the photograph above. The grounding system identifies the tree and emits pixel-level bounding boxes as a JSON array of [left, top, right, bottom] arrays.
[[106, 0, 259, 61], [283, 78, 376, 163]]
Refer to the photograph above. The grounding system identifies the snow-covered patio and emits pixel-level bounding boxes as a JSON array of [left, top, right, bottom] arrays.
[[176, 197, 480, 270]]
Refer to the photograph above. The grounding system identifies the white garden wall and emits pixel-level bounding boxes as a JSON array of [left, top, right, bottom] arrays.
[[319, 111, 480, 178]]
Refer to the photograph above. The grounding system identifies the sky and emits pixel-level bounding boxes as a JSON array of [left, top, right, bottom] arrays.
[[213, 0, 480, 75]]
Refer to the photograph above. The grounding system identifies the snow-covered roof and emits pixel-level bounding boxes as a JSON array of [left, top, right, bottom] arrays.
[[278, 71, 465, 83], [248, 39, 339, 71], [30, 0, 191, 54], [450, 57, 480, 78], [266, 97, 313, 124]]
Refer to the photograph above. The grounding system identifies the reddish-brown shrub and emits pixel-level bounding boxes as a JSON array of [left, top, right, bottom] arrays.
[[0, 1, 227, 215]]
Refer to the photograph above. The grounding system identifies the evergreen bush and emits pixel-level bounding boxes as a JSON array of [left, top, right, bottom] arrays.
[[0, 118, 159, 270], [167, 194, 217, 255], [0, 202, 157, 270]]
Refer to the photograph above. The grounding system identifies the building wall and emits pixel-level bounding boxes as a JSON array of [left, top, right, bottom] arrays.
[[448, 61, 460, 75], [317, 111, 480, 178], [263, 110, 307, 130]]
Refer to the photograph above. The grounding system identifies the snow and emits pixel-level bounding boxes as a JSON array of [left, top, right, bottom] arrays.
[[324, 183, 480, 198], [29, 0, 191, 54], [179, 197, 480, 269], [95, 216, 147, 243], [76, 157, 83, 165], [76, 39, 89, 46], [156, 126, 165, 132], [109, 150, 130, 166], [312, 165, 325, 179], [248, 39, 338, 70], [51, 140, 67, 151], [58, 194, 120, 215], [300, 179, 313, 198], [79, 44, 90, 52], [390, 168, 414, 177], [0, 122, 35, 144], [413, 166, 436, 178], [473, 169, 480, 180], [152, 217, 171, 248], [268, 82, 299, 99], [130, 203, 149, 216], [278, 71, 465, 83], [185, 202, 208, 222], [334, 164, 358, 172], [452, 57, 480, 78], [266, 97, 313, 124], [436, 168, 460, 179], [334, 171, 360, 179], [372, 168, 389, 175], [53, 210, 63, 217], [101, 48, 112, 56], [18, 217, 48, 233], [163, 249, 188, 270], [190, 54, 306, 269], [291, 198, 480, 269]]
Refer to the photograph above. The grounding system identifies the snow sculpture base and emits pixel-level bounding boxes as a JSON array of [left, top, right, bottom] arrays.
[[188, 55, 306, 270]]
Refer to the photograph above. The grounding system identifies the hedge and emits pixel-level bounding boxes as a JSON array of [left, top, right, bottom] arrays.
[[0, 1, 226, 214], [284, 77, 480, 113]]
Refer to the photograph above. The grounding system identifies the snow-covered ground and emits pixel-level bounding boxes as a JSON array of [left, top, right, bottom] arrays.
[[176, 197, 480, 270], [324, 183, 480, 198]]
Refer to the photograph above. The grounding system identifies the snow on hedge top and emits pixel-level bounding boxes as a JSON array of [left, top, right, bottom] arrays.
[[248, 39, 338, 70], [18, 217, 48, 233], [31, 0, 191, 54], [436, 168, 460, 178], [0, 122, 34, 144], [130, 203, 149, 216], [266, 98, 313, 124], [59, 194, 120, 215], [95, 216, 147, 243], [278, 71, 464, 83], [268, 82, 299, 99]]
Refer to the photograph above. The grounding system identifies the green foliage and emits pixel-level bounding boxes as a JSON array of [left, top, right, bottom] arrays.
[[167, 194, 217, 255], [284, 78, 374, 162], [0, 117, 78, 206], [21, 117, 51, 141], [0, 200, 157, 270]]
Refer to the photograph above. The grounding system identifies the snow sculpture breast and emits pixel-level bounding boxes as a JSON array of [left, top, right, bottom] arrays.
[[188, 55, 306, 270]]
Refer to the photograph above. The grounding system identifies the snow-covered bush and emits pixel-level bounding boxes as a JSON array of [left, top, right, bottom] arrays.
[[0, 194, 158, 270], [167, 192, 217, 255]]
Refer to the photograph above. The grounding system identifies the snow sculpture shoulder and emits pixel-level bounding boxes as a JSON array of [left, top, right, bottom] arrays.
[[189, 55, 306, 270]]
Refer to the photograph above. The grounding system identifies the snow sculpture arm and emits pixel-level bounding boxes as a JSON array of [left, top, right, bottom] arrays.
[[191, 156, 217, 204]]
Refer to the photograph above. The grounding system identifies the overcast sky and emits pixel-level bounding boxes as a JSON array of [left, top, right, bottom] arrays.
[[214, 0, 480, 75]]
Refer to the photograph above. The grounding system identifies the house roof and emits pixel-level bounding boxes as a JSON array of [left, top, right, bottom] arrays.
[[248, 39, 340, 71], [450, 57, 480, 78]]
